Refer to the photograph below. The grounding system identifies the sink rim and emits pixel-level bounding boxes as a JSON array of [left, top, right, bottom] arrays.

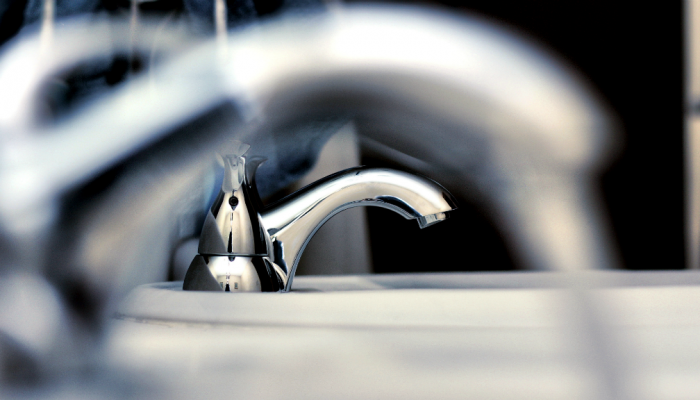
[[114, 271, 700, 330]]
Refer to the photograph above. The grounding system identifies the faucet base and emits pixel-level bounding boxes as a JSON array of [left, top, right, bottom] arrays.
[[183, 255, 287, 292]]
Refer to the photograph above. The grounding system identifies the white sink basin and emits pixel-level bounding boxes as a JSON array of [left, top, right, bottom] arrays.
[[106, 271, 700, 400]]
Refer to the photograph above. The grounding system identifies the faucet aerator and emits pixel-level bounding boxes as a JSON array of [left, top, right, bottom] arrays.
[[418, 212, 449, 228]]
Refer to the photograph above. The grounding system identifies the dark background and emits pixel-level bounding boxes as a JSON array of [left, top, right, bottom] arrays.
[[355, 1, 686, 272]]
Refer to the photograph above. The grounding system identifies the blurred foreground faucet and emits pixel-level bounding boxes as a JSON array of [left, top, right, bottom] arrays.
[[0, 4, 616, 387]]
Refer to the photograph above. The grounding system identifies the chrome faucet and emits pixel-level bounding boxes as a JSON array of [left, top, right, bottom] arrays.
[[183, 143, 457, 292]]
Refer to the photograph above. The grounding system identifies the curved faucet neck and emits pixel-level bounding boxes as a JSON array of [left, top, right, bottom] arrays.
[[261, 167, 457, 291]]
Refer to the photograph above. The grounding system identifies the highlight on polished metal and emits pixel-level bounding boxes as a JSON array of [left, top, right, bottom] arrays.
[[183, 142, 458, 292]]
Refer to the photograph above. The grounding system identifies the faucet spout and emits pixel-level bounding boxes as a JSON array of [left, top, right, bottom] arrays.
[[261, 167, 457, 291]]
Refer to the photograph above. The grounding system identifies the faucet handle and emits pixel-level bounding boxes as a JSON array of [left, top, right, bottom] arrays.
[[216, 140, 250, 162], [198, 143, 271, 257], [216, 140, 250, 192]]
